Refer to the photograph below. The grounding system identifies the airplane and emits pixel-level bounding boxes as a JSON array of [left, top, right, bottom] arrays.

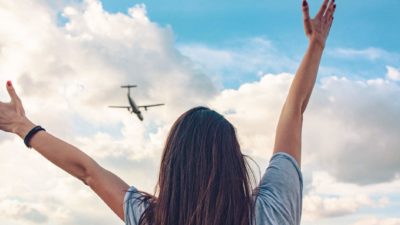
[[109, 85, 164, 121]]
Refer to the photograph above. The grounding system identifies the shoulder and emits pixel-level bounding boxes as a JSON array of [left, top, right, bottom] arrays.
[[124, 186, 151, 225], [254, 152, 303, 225], [260, 152, 303, 189]]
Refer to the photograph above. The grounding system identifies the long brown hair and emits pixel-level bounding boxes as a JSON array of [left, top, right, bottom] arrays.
[[136, 106, 257, 225]]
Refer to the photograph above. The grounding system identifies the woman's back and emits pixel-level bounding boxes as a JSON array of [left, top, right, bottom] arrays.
[[125, 152, 303, 225]]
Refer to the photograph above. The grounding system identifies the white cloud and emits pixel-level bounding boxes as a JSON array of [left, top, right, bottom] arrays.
[[386, 66, 400, 81], [0, 0, 216, 127], [304, 172, 400, 197], [0, 199, 48, 223], [210, 72, 400, 185], [303, 194, 374, 219], [178, 38, 298, 88], [328, 47, 400, 62], [301, 172, 398, 220], [304, 76, 400, 184], [352, 217, 400, 225]]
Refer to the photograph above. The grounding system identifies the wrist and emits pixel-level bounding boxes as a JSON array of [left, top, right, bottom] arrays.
[[309, 39, 325, 52], [308, 40, 325, 55], [14, 117, 36, 139]]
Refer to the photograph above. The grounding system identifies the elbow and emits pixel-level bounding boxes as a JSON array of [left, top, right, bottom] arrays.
[[300, 103, 307, 115], [283, 100, 304, 117], [286, 92, 311, 115], [77, 159, 101, 187], [82, 176, 92, 186], [81, 170, 98, 188], [300, 98, 309, 115], [300, 94, 312, 114], [76, 167, 91, 186]]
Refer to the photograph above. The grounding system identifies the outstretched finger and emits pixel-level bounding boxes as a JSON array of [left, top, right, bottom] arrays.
[[6, 81, 21, 104], [326, 16, 334, 35], [325, 1, 336, 19], [302, 0, 312, 36], [316, 0, 330, 18]]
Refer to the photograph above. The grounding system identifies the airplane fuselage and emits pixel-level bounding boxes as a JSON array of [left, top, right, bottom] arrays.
[[128, 94, 144, 120]]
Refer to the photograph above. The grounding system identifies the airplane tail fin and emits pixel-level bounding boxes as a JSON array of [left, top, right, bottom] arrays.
[[121, 85, 137, 88]]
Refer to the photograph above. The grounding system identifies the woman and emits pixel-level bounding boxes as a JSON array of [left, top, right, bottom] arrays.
[[0, 0, 336, 224]]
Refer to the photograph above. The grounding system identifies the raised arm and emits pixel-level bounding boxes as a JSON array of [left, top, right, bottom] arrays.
[[0, 81, 129, 220], [273, 0, 336, 166]]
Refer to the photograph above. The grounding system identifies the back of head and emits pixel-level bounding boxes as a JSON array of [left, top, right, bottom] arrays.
[[139, 106, 255, 225]]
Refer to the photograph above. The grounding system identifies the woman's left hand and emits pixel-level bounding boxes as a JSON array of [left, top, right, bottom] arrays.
[[0, 81, 28, 134], [302, 0, 336, 49]]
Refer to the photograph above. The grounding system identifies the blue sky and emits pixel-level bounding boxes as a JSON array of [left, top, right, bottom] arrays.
[[100, 0, 399, 49], [99, 0, 400, 87]]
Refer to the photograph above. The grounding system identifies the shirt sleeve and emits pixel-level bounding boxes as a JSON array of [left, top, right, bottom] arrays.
[[124, 186, 149, 225], [255, 152, 303, 225]]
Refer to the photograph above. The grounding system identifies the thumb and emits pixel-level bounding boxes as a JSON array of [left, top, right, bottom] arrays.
[[6, 80, 21, 103]]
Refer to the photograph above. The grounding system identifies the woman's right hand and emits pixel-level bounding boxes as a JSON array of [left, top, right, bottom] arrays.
[[302, 0, 336, 49], [0, 81, 33, 137]]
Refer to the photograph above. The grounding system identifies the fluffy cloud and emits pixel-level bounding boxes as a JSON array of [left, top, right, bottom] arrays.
[[387, 66, 400, 81], [303, 194, 374, 219], [0, 199, 48, 223], [301, 172, 398, 221], [0, 0, 216, 127], [352, 217, 400, 225], [209, 72, 400, 185], [304, 76, 400, 184]]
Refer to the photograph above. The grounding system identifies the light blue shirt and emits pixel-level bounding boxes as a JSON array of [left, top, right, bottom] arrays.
[[124, 152, 303, 225]]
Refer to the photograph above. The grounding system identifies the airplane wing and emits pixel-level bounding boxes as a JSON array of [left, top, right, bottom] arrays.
[[109, 106, 131, 110], [138, 104, 165, 111]]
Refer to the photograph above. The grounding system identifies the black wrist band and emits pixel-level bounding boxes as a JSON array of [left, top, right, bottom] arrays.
[[24, 125, 46, 148]]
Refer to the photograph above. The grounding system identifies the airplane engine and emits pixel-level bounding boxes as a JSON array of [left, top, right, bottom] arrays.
[[138, 113, 144, 121]]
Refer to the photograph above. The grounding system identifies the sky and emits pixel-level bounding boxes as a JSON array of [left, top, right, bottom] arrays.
[[0, 0, 399, 225]]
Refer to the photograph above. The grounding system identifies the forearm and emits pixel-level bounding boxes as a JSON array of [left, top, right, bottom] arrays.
[[273, 41, 325, 165], [287, 41, 324, 114], [2, 83, 129, 220], [15, 118, 98, 184], [15, 118, 129, 219]]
